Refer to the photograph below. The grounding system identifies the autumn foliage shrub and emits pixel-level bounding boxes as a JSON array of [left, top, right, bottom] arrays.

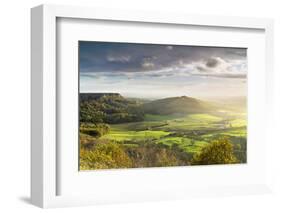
[[191, 137, 237, 165]]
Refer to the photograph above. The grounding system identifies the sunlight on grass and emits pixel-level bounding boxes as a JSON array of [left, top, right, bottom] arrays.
[[102, 130, 170, 141]]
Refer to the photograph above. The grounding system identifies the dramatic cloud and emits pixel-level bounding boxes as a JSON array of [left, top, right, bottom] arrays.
[[192, 57, 246, 79], [80, 41, 246, 75], [206, 57, 221, 68], [79, 41, 247, 98]]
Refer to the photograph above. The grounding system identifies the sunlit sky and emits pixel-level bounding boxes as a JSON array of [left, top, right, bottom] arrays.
[[79, 41, 247, 99]]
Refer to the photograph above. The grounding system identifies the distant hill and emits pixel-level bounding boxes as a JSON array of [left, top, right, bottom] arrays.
[[80, 93, 217, 124], [80, 93, 144, 124], [142, 96, 213, 115], [80, 93, 122, 102]]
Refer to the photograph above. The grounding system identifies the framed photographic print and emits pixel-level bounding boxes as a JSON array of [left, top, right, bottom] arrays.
[[78, 41, 247, 170], [31, 4, 274, 208]]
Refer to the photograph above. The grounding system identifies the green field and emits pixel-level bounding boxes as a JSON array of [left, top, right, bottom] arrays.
[[79, 94, 247, 170], [81, 112, 246, 158]]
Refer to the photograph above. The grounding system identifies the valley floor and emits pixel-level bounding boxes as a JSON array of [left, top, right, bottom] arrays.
[[80, 111, 247, 170]]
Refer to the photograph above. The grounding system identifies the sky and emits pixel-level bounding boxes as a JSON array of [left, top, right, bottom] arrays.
[[79, 41, 247, 99]]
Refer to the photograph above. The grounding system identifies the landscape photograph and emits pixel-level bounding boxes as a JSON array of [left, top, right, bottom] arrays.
[[79, 41, 247, 170]]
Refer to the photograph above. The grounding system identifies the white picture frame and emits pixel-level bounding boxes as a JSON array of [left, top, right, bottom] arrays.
[[31, 4, 274, 208]]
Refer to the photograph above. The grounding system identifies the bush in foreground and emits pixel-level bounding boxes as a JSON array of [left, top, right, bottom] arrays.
[[191, 137, 237, 165], [80, 142, 132, 170]]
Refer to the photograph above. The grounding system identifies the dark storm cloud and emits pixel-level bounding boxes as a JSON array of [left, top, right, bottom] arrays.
[[206, 57, 220, 68], [79, 41, 247, 75]]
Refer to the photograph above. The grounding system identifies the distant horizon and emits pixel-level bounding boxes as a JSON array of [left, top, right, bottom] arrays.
[[79, 91, 247, 101], [79, 41, 247, 98]]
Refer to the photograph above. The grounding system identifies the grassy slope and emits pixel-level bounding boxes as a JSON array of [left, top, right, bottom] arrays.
[[102, 129, 170, 141], [97, 112, 246, 154], [142, 96, 213, 115]]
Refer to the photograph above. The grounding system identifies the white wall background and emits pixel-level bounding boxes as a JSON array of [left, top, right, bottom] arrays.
[[0, 0, 280, 212]]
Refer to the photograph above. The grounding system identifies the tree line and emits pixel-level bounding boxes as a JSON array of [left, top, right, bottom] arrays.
[[80, 94, 144, 124]]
